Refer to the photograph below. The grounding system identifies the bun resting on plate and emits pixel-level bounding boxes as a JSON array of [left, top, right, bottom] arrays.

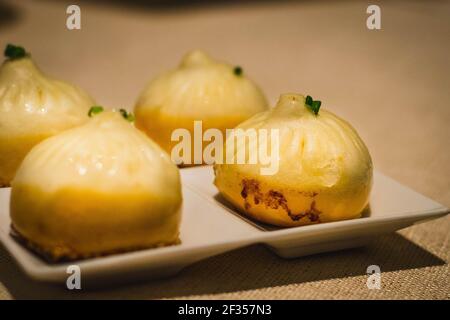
[[0, 44, 95, 187], [214, 93, 373, 227], [10, 108, 182, 261], [134, 50, 269, 165]]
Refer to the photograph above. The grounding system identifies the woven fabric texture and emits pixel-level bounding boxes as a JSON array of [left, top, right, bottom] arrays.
[[0, 0, 448, 299]]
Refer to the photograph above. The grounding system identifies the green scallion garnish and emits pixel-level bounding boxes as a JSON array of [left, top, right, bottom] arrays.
[[119, 109, 135, 122], [305, 95, 321, 115], [4, 44, 28, 60], [88, 106, 104, 117], [233, 66, 243, 76]]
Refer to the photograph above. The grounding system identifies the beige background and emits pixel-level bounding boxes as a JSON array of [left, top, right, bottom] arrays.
[[0, 0, 449, 299]]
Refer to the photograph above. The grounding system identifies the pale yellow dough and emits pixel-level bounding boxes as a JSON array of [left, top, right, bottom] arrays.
[[214, 93, 373, 227], [11, 111, 182, 261], [0, 57, 95, 186], [134, 50, 268, 162]]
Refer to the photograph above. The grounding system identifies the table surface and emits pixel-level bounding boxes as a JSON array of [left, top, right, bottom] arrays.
[[0, 0, 449, 299]]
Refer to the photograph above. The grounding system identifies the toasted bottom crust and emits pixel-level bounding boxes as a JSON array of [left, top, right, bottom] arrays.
[[10, 224, 181, 263]]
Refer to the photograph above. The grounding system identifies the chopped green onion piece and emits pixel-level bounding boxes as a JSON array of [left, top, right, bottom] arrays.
[[119, 108, 135, 122], [88, 106, 104, 117], [311, 100, 321, 112], [233, 66, 243, 76], [4, 44, 28, 60], [126, 113, 135, 122], [119, 108, 127, 118], [305, 95, 322, 115]]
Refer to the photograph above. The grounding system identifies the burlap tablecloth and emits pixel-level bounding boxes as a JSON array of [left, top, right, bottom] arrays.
[[0, 0, 448, 299]]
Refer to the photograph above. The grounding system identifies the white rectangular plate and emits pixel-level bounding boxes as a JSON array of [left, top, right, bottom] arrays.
[[0, 166, 448, 284]]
